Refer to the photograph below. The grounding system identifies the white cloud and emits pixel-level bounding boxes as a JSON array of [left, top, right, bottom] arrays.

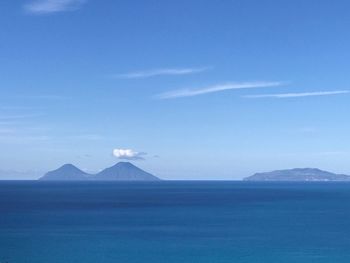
[[113, 149, 147, 160], [156, 81, 283, 99], [114, 67, 210, 79], [244, 90, 350, 99], [25, 0, 86, 14]]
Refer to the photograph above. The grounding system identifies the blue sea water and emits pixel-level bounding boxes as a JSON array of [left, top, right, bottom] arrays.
[[1, 181, 350, 263]]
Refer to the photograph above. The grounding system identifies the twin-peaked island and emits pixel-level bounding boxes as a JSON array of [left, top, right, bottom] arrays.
[[40, 162, 160, 181]]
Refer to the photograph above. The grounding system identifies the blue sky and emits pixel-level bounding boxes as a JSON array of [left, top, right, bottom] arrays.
[[1, 0, 350, 179]]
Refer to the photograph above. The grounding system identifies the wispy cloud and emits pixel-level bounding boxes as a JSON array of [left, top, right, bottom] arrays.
[[1, 94, 67, 101], [156, 81, 283, 99], [68, 134, 104, 141], [113, 149, 147, 160], [244, 90, 350, 99], [0, 106, 42, 110], [23, 95, 67, 100], [296, 127, 317, 134], [24, 0, 86, 14], [113, 67, 210, 79], [315, 151, 348, 156], [0, 114, 44, 120], [0, 135, 51, 144], [0, 128, 14, 134]]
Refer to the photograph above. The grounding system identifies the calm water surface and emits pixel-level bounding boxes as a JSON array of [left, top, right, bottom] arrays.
[[1, 181, 350, 263]]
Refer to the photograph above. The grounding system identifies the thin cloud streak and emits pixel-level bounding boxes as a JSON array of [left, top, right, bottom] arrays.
[[0, 135, 51, 144], [0, 95, 67, 101], [25, 0, 86, 14], [245, 90, 350, 99], [23, 95, 67, 100], [114, 67, 210, 79], [157, 81, 284, 99], [0, 114, 45, 120], [0, 106, 42, 110], [0, 128, 14, 134]]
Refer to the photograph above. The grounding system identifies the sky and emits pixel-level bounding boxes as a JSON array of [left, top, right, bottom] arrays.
[[1, 0, 350, 180]]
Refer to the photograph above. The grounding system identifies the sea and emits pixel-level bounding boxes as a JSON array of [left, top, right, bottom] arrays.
[[1, 181, 350, 263]]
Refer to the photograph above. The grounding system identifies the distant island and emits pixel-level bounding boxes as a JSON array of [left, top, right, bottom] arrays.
[[39, 165, 350, 182], [244, 168, 350, 181], [40, 162, 160, 181]]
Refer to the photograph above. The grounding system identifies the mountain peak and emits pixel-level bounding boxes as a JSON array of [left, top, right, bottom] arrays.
[[60, 163, 80, 169], [39, 162, 160, 181], [94, 162, 160, 181], [113, 162, 134, 167], [40, 164, 89, 181]]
